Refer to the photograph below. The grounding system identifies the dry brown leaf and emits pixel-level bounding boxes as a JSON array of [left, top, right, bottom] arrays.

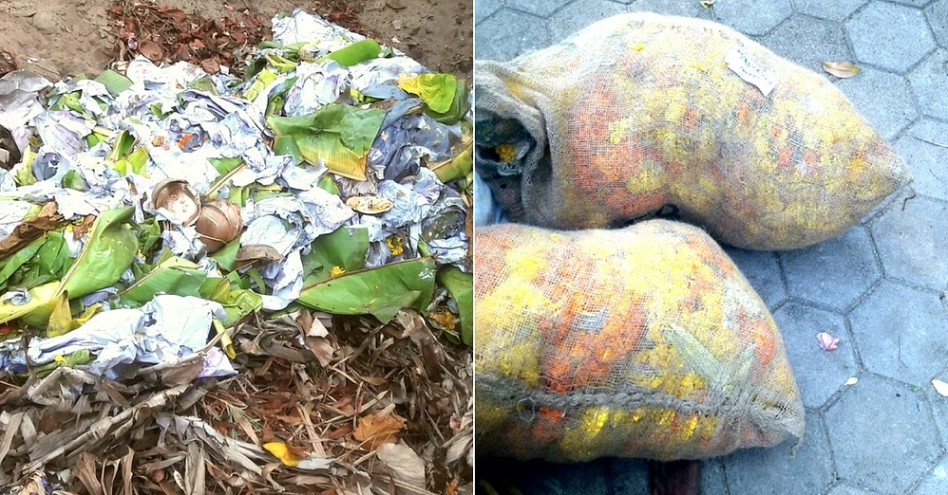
[[305, 336, 335, 367], [377, 442, 425, 490], [139, 40, 164, 61], [0, 202, 64, 258], [822, 61, 861, 78], [353, 412, 406, 450]]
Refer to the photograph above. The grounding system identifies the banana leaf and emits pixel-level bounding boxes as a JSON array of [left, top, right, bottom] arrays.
[[9, 231, 73, 290], [95, 70, 132, 96], [199, 277, 263, 326], [429, 142, 472, 183], [0, 282, 59, 324], [268, 104, 386, 181], [297, 258, 437, 324], [119, 257, 208, 306], [59, 207, 138, 299], [318, 39, 381, 67], [301, 226, 369, 285], [427, 81, 470, 125], [437, 267, 473, 345], [398, 73, 458, 113]]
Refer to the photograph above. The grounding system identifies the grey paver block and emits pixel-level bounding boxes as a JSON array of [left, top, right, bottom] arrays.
[[475, 9, 551, 62], [915, 458, 948, 494], [496, 459, 611, 495], [836, 67, 918, 141], [506, 0, 573, 18], [845, 2, 936, 73], [927, 370, 948, 447], [894, 120, 948, 201], [890, 0, 936, 6], [608, 459, 649, 493], [724, 412, 834, 495], [908, 50, 948, 117], [870, 196, 948, 290], [714, 0, 792, 36], [827, 484, 876, 495], [794, 0, 870, 22], [702, 459, 728, 494], [781, 227, 880, 312], [628, 0, 713, 18], [759, 14, 853, 73], [475, 0, 502, 23], [774, 303, 858, 408], [928, 0, 948, 48], [724, 248, 787, 310], [826, 375, 942, 493], [547, 0, 628, 42], [849, 281, 948, 385]]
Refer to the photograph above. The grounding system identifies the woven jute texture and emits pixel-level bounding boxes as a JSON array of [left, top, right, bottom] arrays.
[[475, 13, 907, 251], [475, 221, 804, 461]]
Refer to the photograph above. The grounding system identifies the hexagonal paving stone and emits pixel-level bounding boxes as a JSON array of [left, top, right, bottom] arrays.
[[547, 0, 628, 42], [794, 0, 869, 22], [475, 0, 503, 23], [927, 369, 948, 447], [476, 9, 551, 61], [928, 0, 948, 48], [506, 0, 573, 18], [714, 0, 792, 36], [724, 413, 834, 495], [836, 68, 918, 141], [916, 460, 948, 495], [908, 49, 948, 117], [780, 227, 880, 312], [870, 196, 948, 290], [759, 14, 853, 73], [894, 120, 948, 201], [826, 375, 942, 493], [890, 0, 936, 6], [628, 0, 713, 18], [774, 303, 858, 408], [723, 248, 787, 310], [845, 2, 936, 73], [848, 281, 948, 385], [827, 484, 876, 495]]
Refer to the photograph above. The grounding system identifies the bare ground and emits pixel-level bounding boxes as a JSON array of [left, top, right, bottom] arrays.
[[0, 0, 472, 80]]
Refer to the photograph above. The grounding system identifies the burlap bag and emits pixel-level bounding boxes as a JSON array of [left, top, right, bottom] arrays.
[[475, 221, 804, 461], [475, 13, 907, 250]]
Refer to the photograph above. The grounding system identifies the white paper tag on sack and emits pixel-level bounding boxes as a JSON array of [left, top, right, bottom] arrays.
[[726, 48, 776, 97]]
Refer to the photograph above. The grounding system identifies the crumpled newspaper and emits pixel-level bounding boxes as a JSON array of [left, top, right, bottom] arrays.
[[0, 10, 471, 380]]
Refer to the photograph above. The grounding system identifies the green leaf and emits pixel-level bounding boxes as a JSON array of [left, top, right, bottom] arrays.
[[210, 237, 241, 272], [243, 68, 278, 101], [0, 237, 47, 291], [301, 226, 369, 285], [95, 70, 133, 96], [119, 257, 208, 306], [59, 207, 138, 299], [188, 75, 218, 94], [268, 104, 386, 181], [318, 39, 382, 67], [9, 232, 73, 290], [62, 170, 89, 191], [427, 80, 470, 125], [199, 278, 263, 326], [297, 258, 437, 323], [0, 282, 59, 325], [398, 74, 458, 113], [114, 147, 149, 176], [429, 143, 472, 183], [438, 267, 473, 345], [317, 175, 341, 195]]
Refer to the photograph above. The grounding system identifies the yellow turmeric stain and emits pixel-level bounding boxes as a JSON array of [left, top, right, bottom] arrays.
[[496, 143, 517, 163]]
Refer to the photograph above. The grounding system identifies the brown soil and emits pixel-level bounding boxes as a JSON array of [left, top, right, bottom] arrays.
[[0, 0, 472, 80]]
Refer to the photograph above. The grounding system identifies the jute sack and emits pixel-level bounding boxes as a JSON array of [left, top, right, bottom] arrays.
[[475, 221, 804, 461], [475, 13, 907, 250]]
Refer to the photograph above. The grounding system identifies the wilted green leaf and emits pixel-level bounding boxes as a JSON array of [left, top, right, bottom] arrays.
[[268, 104, 386, 181], [298, 258, 437, 323], [200, 277, 263, 326], [0, 282, 59, 324], [95, 70, 133, 96], [427, 80, 470, 125], [119, 257, 208, 306], [429, 143, 472, 183], [398, 74, 457, 113], [438, 267, 473, 345], [59, 207, 138, 299], [319, 39, 382, 67], [7, 232, 73, 290], [302, 226, 369, 285], [211, 237, 242, 272]]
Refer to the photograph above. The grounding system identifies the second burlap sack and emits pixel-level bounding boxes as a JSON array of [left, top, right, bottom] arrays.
[[475, 220, 804, 461], [476, 13, 907, 250]]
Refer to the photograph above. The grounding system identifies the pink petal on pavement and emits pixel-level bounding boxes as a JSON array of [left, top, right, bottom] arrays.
[[816, 332, 839, 351]]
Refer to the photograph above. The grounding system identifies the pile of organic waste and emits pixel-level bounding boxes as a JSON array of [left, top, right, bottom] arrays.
[[0, 9, 473, 495]]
